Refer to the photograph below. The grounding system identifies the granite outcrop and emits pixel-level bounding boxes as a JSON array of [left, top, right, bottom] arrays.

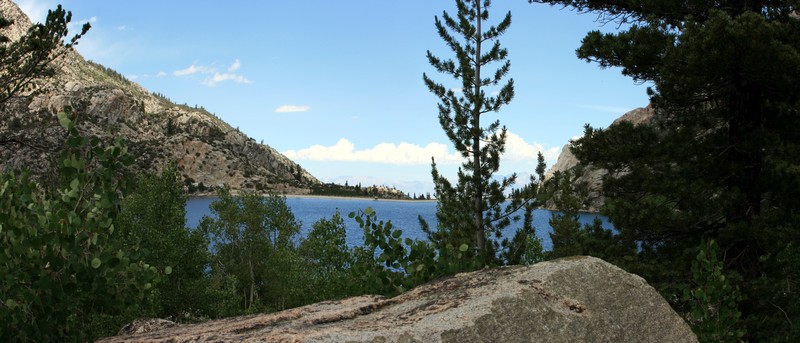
[[101, 256, 696, 343]]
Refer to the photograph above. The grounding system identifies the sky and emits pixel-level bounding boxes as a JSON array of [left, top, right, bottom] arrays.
[[16, 0, 650, 195]]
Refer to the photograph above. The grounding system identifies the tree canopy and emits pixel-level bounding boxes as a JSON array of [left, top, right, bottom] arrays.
[[533, 0, 800, 339]]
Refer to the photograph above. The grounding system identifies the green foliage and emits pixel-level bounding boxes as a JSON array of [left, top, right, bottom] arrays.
[[545, 170, 590, 258], [349, 208, 445, 296], [519, 231, 546, 266], [311, 182, 371, 197], [422, 0, 544, 266], [682, 240, 746, 342], [298, 211, 356, 301], [201, 188, 303, 312], [349, 208, 419, 295], [0, 110, 161, 341], [0, 5, 89, 105], [117, 164, 235, 322], [311, 182, 408, 199]]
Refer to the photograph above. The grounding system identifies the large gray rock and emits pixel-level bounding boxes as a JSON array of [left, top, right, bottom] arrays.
[[100, 256, 696, 343]]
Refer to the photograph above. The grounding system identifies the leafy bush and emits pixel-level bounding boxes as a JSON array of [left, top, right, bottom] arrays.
[[348, 208, 481, 296], [298, 211, 357, 302], [116, 163, 238, 323], [0, 111, 164, 341], [682, 240, 746, 342], [200, 188, 303, 312]]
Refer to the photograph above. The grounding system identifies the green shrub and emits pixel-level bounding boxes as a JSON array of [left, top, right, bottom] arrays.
[[298, 211, 357, 302], [349, 208, 445, 296], [201, 188, 303, 312], [682, 240, 746, 342], [0, 110, 164, 341]]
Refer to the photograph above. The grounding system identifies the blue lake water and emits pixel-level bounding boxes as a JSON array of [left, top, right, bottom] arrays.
[[186, 197, 613, 251]]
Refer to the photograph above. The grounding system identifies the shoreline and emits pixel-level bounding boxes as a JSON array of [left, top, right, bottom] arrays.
[[187, 193, 600, 213], [283, 194, 437, 203], [188, 192, 438, 203]]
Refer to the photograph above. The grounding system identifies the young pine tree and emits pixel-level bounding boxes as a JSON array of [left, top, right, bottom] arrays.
[[423, 0, 543, 265]]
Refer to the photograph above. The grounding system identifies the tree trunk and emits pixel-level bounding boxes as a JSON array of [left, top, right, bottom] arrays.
[[248, 253, 256, 310], [473, 0, 485, 258]]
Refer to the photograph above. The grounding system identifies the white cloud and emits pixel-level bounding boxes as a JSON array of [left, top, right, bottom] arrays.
[[174, 60, 251, 86], [157, 71, 167, 77], [275, 105, 310, 113], [503, 131, 560, 162], [282, 131, 560, 167], [203, 73, 252, 86], [116, 25, 127, 31], [228, 59, 241, 72], [173, 63, 214, 76], [283, 139, 463, 165], [68, 16, 97, 32]]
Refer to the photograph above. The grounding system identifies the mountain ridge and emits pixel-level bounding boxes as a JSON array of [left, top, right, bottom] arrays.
[[0, 0, 322, 195]]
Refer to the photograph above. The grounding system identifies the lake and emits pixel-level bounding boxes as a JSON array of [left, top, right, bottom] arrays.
[[186, 196, 613, 251]]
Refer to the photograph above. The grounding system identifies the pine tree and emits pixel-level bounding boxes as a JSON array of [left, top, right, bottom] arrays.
[[423, 0, 542, 264], [0, 5, 89, 149], [546, 170, 587, 258], [0, 5, 89, 105], [533, 0, 800, 339]]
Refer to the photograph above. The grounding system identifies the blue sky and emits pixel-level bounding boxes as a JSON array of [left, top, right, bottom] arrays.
[[17, 1, 650, 195]]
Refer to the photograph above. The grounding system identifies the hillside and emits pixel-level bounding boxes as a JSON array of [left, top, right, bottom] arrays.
[[0, 1, 321, 195]]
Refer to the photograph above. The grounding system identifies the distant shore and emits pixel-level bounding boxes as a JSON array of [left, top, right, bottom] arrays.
[[188, 192, 437, 203], [186, 193, 604, 213], [285, 194, 438, 203]]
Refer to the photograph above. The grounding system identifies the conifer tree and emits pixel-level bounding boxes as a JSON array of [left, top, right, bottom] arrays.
[[423, 0, 542, 264], [532, 0, 800, 339], [0, 5, 89, 106], [0, 5, 89, 150]]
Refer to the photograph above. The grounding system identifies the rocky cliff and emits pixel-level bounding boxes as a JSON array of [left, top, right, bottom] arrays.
[[100, 256, 697, 342], [544, 105, 655, 212], [0, 1, 320, 194]]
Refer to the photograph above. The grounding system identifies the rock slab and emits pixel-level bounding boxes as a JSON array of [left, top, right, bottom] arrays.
[[100, 256, 696, 343]]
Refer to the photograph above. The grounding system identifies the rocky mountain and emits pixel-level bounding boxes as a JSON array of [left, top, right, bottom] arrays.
[[544, 105, 655, 212], [99, 257, 697, 342], [0, 0, 320, 195]]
